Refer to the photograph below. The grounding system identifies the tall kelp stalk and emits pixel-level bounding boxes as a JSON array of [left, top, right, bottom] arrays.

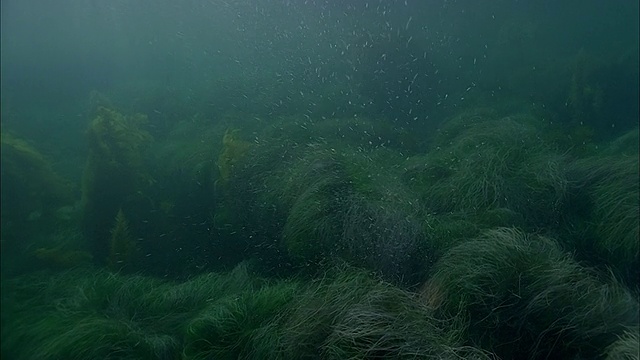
[[107, 209, 137, 273], [0, 132, 77, 275], [132, 113, 233, 277], [0, 133, 75, 223], [81, 107, 153, 266], [422, 227, 639, 359]]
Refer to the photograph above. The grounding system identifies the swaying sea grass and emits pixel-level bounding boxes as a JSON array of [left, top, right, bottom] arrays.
[[281, 165, 349, 264], [566, 150, 639, 287], [423, 227, 639, 359], [249, 137, 430, 284], [5, 226, 635, 359], [182, 281, 300, 360], [604, 327, 640, 360], [404, 111, 571, 231], [27, 315, 178, 360], [1, 263, 267, 360], [2, 269, 180, 360], [272, 269, 489, 359], [339, 194, 428, 286], [3, 265, 493, 359], [323, 287, 489, 360], [590, 156, 639, 284]]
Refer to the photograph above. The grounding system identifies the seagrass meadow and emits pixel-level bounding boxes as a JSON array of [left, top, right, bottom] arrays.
[[1, 1, 639, 359]]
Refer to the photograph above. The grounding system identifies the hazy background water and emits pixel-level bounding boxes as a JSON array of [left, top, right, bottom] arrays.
[[2, 0, 638, 181]]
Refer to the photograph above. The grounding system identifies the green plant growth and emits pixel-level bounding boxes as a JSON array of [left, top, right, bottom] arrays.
[[604, 327, 640, 360], [0, 132, 74, 229], [565, 141, 639, 286], [1, 132, 76, 276], [108, 209, 137, 273], [19, 238, 628, 360], [260, 143, 427, 284], [153, 118, 221, 187], [604, 128, 639, 156], [2, 262, 494, 359], [591, 156, 639, 282], [423, 227, 638, 359], [182, 281, 300, 360], [1, 263, 265, 360], [217, 128, 251, 184], [81, 106, 153, 264], [269, 269, 488, 359], [280, 154, 351, 266], [218, 116, 432, 283], [403, 110, 573, 230]]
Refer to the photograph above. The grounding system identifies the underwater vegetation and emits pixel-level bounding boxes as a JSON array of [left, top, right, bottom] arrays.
[[267, 269, 489, 359], [0, 132, 74, 227], [422, 227, 638, 359], [207, 107, 638, 291], [403, 109, 570, 228], [81, 106, 153, 265], [2, 263, 259, 360], [604, 327, 640, 360], [217, 115, 430, 285], [6, 254, 634, 359], [151, 113, 224, 199], [563, 131, 640, 287], [217, 128, 251, 185], [0, 132, 77, 275], [107, 209, 137, 273], [2, 263, 492, 360], [2, 103, 638, 359], [1, 0, 638, 357]]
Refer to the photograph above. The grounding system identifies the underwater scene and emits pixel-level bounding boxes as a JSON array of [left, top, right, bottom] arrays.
[[1, 0, 639, 359]]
